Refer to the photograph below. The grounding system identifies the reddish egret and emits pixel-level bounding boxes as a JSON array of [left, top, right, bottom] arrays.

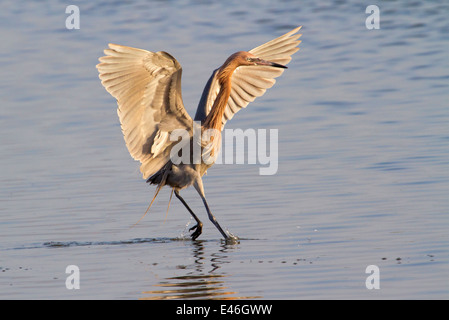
[[96, 26, 302, 241]]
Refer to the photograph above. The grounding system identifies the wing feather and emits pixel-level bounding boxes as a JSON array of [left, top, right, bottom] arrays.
[[97, 44, 192, 179]]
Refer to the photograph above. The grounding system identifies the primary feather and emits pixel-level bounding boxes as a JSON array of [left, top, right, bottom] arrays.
[[97, 45, 192, 179]]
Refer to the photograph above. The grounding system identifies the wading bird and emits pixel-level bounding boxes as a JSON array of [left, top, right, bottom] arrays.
[[96, 26, 302, 242]]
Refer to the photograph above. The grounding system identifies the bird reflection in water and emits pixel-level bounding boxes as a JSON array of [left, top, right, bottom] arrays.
[[140, 241, 260, 300]]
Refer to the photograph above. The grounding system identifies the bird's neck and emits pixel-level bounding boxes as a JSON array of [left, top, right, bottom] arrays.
[[202, 62, 237, 131]]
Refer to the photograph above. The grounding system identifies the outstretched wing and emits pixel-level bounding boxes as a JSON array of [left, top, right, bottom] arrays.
[[97, 44, 193, 179], [196, 26, 302, 127]]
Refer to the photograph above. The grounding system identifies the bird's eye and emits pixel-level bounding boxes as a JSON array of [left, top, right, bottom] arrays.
[[246, 57, 253, 62]]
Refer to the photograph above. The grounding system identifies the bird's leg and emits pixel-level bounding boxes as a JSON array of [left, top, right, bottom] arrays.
[[201, 197, 230, 240], [174, 190, 203, 240], [193, 178, 233, 241]]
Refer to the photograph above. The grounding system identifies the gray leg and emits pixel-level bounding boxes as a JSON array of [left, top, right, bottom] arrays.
[[193, 178, 230, 241], [174, 190, 203, 240]]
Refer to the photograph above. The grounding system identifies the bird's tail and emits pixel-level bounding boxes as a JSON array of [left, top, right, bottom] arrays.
[[146, 161, 171, 185]]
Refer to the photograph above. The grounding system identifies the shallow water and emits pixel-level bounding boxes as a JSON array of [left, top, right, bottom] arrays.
[[1, 0, 448, 299]]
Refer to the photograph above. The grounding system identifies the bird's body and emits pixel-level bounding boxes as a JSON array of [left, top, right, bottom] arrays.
[[97, 26, 302, 241]]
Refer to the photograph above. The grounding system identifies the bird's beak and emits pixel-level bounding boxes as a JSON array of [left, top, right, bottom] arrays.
[[256, 59, 287, 69]]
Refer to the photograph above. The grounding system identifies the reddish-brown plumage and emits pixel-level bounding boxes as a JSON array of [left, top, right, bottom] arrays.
[[202, 52, 250, 131], [202, 51, 286, 131]]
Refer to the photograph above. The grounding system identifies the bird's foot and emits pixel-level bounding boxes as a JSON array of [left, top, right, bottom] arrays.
[[223, 232, 239, 245], [189, 222, 203, 240]]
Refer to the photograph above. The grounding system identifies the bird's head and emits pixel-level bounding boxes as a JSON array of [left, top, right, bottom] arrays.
[[232, 51, 287, 69], [217, 51, 287, 85]]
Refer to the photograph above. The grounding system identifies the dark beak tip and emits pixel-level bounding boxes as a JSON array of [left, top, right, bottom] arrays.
[[271, 62, 287, 69]]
